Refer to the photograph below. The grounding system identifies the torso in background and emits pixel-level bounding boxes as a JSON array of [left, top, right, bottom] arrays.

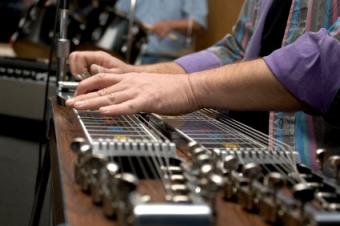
[[115, 0, 208, 58]]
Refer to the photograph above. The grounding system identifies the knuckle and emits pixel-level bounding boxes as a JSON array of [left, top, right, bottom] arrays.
[[93, 73, 108, 84], [97, 88, 108, 96], [69, 52, 77, 60], [128, 104, 135, 111], [95, 50, 105, 55], [108, 93, 116, 103], [78, 80, 87, 90], [95, 73, 107, 80]]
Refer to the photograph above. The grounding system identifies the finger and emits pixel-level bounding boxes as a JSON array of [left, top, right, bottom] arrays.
[[75, 73, 124, 96], [91, 64, 127, 74], [66, 91, 101, 106], [67, 83, 128, 106], [73, 91, 133, 110], [99, 99, 143, 116], [69, 52, 87, 75], [90, 64, 105, 74], [69, 52, 88, 76]]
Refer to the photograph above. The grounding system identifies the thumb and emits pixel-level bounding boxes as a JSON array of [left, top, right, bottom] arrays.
[[90, 64, 113, 74]]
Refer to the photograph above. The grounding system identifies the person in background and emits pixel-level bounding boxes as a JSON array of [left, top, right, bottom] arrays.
[[0, 0, 33, 42], [67, 0, 340, 169], [115, 0, 208, 64]]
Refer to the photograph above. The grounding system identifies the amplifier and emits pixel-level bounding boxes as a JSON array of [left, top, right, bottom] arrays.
[[0, 57, 56, 120]]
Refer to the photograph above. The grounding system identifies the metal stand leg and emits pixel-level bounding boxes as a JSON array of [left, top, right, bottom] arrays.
[[28, 144, 51, 226]]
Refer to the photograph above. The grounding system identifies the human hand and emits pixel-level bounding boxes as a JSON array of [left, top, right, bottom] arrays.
[[68, 51, 134, 78], [66, 72, 199, 116], [151, 21, 174, 39]]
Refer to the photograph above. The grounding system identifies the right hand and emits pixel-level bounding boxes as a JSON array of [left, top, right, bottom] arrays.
[[68, 51, 134, 77], [66, 72, 200, 116]]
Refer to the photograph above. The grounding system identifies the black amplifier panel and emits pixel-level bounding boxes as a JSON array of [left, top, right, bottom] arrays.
[[0, 57, 56, 120]]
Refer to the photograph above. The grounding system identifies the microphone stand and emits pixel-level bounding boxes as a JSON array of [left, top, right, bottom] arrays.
[[28, 2, 70, 226], [56, 0, 70, 82], [126, 0, 137, 63]]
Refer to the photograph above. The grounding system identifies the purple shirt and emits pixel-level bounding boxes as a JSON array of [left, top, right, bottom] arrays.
[[176, 0, 272, 71], [264, 28, 340, 115], [176, 0, 340, 116]]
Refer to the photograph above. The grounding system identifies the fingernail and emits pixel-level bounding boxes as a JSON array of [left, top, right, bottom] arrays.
[[66, 99, 74, 105], [91, 64, 101, 74]]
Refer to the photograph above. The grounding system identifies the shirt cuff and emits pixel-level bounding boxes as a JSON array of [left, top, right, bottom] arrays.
[[175, 50, 222, 73], [264, 28, 340, 116]]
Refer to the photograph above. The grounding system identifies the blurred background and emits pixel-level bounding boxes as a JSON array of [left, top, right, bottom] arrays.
[[0, 0, 243, 225]]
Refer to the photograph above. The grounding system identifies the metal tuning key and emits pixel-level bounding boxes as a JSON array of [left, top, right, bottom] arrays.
[[92, 162, 119, 205], [292, 183, 315, 224], [70, 137, 87, 153], [196, 172, 223, 216], [222, 155, 239, 200], [329, 156, 340, 179], [293, 183, 315, 207], [115, 173, 139, 226], [279, 182, 316, 226], [238, 163, 262, 211], [81, 154, 107, 193], [70, 137, 92, 186], [102, 172, 139, 220], [316, 148, 330, 172], [101, 163, 122, 218], [259, 172, 285, 223]]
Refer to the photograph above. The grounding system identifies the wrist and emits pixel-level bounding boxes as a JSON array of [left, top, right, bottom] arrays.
[[132, 65, 146, 73], [187, 73, 210, 109], [132, 62, 186, 74]]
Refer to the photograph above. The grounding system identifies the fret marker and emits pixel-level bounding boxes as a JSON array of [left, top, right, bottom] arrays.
[[108, 126, 124, 132], [223, 143, 241, 149], [113, 135, 128, 140]]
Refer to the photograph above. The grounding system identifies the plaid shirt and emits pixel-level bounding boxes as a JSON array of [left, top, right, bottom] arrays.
[[176, 0, 340, 168]]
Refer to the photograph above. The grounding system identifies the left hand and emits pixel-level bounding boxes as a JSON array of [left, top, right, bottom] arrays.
[[68, 51, 134, 76], [66, 72, 200, 116]]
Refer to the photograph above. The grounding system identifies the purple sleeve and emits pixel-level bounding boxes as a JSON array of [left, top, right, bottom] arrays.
[[264, 28, 340, 115], [175, 50, 222, 73]]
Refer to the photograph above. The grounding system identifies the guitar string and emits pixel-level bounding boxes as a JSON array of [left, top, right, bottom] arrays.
[[125, 114, 162, 197], [136, 115, 175, 199], [160, 110, 303, 184], [80, 111, 172, 198]]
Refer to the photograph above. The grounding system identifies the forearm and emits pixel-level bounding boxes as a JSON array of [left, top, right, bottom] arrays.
[[165, 19, 204, 35], [189, 59, 302, 111], [133, 61, 186, 74]]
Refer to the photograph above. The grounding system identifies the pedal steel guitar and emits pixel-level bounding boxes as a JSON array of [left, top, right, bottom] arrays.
[[51, 82, 340, 226]]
